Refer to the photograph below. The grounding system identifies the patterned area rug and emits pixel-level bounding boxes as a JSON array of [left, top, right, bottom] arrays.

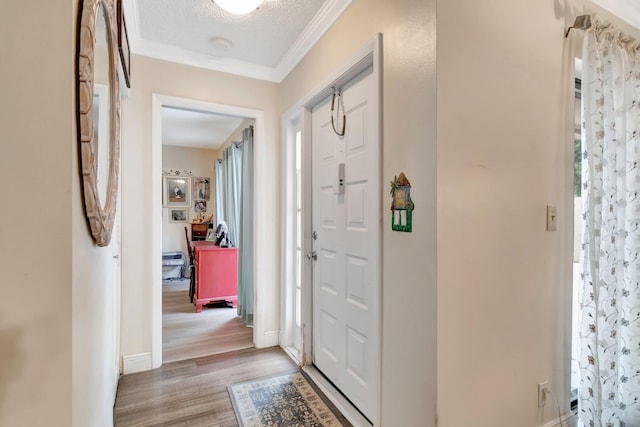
[[228, 372, 352, 427]]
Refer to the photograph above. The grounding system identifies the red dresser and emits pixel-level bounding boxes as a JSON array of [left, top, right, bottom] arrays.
[[192, 242, 238, 313]]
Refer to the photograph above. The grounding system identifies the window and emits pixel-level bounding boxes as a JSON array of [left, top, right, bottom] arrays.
[[570, 75, 582, 414]]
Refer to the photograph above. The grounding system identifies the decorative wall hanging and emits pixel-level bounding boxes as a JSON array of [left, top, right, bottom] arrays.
[[162, 169, 193, 176], [390, 172, 414, 232], [194, 200, 207, 213], [169, 208, 188, 223], [163, 176, 191, 207], [76, 0, 121, 246], [193, 177, 210, 201], [116, 0, 130, 88]]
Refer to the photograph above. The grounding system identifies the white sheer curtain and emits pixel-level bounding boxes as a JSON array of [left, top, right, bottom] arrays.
[[238, 126, 254, 325], [580, 22, 640, 426]]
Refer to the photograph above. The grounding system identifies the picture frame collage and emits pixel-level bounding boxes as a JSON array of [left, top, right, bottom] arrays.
[[164, 176, 210, 223]]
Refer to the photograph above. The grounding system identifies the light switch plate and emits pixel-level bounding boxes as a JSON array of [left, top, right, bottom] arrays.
[[546, 205, 557, 231]]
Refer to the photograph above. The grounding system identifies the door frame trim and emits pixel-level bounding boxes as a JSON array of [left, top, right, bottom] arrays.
[[150, 94, 265, 368], [280, 113, 305, 364], [281, 33, 382, 426]]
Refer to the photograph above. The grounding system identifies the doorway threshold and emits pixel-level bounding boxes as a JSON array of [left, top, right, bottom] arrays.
[[283, 345, 302, 366], [302, 365, 373, 427]]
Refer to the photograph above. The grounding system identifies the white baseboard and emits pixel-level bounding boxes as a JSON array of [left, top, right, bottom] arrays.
[[542, 411, 578, 427], [122, 352, 153, 374]]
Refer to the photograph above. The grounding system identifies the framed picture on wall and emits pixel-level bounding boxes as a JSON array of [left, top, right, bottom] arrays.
[[163, 176, 191, 207], [193, 177, 210, 201], [169, 209, 188, 222], [117, 0, 131, 88], [194, 200, 207, 213]]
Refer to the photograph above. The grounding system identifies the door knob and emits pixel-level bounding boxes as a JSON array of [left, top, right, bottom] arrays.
[[306, 251, 317, 261]]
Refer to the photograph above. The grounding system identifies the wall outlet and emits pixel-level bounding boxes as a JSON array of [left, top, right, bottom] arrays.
[[538, 381, 548, 407]]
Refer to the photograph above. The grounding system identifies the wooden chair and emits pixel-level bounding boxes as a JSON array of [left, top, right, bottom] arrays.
[[185, 226, 196, 303]]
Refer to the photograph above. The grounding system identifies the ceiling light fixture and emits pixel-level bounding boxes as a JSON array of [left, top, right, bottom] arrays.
[[213, 0, 264, 15]]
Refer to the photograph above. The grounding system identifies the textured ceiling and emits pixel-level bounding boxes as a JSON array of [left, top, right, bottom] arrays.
[[132, 0, 351, 145], [161, 106, 244, 150], [125, 0, 352, 81], [138, 0, 325, 68]]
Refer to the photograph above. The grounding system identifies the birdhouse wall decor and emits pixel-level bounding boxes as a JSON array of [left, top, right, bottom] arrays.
[[390, 172, 414, 232]]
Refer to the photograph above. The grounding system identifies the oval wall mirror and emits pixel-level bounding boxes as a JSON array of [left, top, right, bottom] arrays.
[[77, 0, 120, 246]]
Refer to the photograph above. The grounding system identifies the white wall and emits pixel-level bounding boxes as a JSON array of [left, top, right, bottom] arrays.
[[162, 145, 217, 257], [280, 0, 437, 425], [73, 5, 122, 423], [120, 55, 280, 363], [437, 3, 566, 425], [0, 1, 74, 425], [0, 1, 117, 426], [72, 185, 120, 427], [435, 1, 638, 426]]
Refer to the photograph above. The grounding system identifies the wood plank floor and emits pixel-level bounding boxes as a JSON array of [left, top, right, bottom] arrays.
[[114, 347, 299, 426], [162, 279, 253, 363]]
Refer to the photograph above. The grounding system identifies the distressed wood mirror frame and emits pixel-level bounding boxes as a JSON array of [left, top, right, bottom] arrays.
[[77, 0, 120, 246]]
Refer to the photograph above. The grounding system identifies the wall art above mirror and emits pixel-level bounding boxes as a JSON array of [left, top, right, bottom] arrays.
[[77, 0, 120, 246]]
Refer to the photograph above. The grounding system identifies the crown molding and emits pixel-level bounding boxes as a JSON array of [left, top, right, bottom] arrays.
[[592, 0, 640, 31], [125, 0, 352, 83], [134, 38, 281, 81], [274, 0, 352, 82]]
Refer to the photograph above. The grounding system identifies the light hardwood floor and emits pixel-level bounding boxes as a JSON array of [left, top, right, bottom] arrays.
[[113, 281, 280, 426], [162, 279, 253, 363], [114, 347, 299, 426]]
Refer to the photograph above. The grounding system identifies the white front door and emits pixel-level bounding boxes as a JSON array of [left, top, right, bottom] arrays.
[[311, 67, 379, 420]]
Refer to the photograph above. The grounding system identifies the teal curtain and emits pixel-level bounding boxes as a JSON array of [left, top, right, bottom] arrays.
[[214, 159, 225, 225], [237, 126, 254, 325], [223, 143, 242, 246], [217, 126, 253, 325]]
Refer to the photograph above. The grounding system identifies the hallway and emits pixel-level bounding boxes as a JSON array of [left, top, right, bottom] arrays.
[[114, 347, 298, 426]]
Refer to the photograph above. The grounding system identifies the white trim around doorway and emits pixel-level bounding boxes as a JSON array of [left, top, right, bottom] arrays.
[[150, 94, 268, 368]]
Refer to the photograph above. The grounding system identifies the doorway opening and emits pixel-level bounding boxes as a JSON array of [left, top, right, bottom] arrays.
[[160, 104, 255, 363], [151, 94, 267, 367]]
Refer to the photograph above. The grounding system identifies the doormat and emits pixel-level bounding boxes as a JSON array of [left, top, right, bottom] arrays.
[[228, 372, 352, 427]]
